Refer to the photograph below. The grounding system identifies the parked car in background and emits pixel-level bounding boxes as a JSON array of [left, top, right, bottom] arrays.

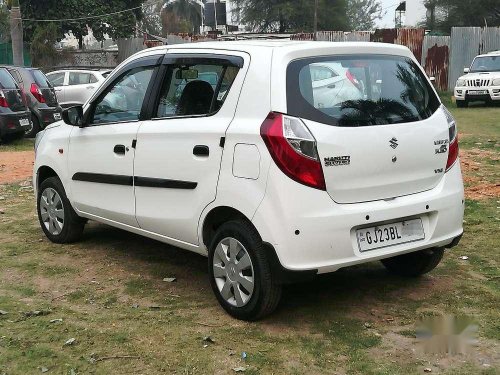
[[454, 50, 500, 107], [34, 41, 464, 320], [5, 66, 61, 137], [46, 69, 110, 107], [0, 67, 31, 142]]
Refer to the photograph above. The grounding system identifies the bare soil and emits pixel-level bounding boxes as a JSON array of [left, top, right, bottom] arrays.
[[0, 150, 34, 184]]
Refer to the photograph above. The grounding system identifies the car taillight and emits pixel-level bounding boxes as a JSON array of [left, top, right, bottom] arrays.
[[442, 105, 459, 172], [0, 90, 8, 107], [260, 112, 326, 190], [346, 70, 362, 91], [30, 83, 46, 103]]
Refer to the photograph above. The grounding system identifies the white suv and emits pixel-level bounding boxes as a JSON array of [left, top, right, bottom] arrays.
[[33, 41, 464, 320], [454, 51, 500, 107]]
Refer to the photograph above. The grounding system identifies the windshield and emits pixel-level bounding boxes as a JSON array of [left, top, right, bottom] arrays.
[[470, 56, 500, 72], [287, 55, 440, 127], [30, 69, 52, 88], [0, 68, 18, 89]]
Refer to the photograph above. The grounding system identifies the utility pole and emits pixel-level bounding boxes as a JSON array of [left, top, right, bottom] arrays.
[[10, 0, 24, 65], [313, 0, 318, 40]]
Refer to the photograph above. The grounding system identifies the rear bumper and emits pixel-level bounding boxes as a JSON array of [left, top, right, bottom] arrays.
[[454, 87, 500, 101], [252, 162, 465, 274], [0, 112, 31, 136]]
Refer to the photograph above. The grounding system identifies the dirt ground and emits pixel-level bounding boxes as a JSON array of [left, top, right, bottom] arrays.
[[0, 150, 34, 184]]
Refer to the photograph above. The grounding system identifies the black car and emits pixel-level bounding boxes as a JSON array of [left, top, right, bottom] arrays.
[[4, 66, 61, 137], [0, 67, 31, 142]]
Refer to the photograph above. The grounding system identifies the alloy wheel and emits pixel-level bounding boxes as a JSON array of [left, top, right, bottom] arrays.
[[39, 187, 64, 235], [212, 237, 255, 307]]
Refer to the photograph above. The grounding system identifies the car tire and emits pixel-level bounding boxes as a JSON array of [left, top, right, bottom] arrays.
[[456, 100, 468, 108], [381, 248, 444, 277], [25, 115, 40, 138], [37, 176, 85, 244], [208, 220, 282, 321]]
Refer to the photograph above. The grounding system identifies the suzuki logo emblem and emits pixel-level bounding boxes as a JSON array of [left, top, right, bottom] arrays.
[[389, 137, 398, 149]]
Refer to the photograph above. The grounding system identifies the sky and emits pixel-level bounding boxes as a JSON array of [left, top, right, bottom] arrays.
[[377, 0, 403, 28]]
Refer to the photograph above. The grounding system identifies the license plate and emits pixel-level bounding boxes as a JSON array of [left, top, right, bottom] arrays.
[[356, 218, 425, 252], [19, 118, 30, 127], [468, 90, 487, 95], [53, 113, 61, 120]]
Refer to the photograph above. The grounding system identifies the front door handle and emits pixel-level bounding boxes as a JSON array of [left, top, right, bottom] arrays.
[[193, 145, 209, 157], [114, 144, 127, 155]]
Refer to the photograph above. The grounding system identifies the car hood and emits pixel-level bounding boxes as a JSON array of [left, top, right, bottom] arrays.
[[458, 71, 500, 81]]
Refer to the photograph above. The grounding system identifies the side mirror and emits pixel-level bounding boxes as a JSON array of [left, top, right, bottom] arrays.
[[463, 68, 470, 74], [62, 105, 84, 127]]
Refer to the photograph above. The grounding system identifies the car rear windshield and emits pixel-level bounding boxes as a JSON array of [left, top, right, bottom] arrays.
[[30, 69, 52, 88], [286, 55, 440, 127], [0, 68, 18, 89], [470, 55, 500, 72]]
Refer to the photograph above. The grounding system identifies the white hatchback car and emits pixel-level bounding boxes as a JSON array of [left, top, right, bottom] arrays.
[[454, 51, 500, 107], [46, 69, 111, 107], [33, 41, 464, 320]]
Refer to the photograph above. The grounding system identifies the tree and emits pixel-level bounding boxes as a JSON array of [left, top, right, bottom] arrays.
[[0, 4, 9, 42], [10, 0, 24, 65], [423, 0, 500, 32], [161, 0, 202, 35], [141, 0, 163, 35], [30, 23, 58, 67], [19, 0, 145, 49], [346, 0, 382, 31], [232, 0, 349, 33]]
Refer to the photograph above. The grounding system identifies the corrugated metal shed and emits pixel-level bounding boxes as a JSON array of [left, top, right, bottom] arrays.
[[422, 36, 450, 91]]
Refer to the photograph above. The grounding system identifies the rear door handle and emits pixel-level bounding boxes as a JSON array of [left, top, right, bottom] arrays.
[[114, 144, 127, 155], [193, 145, 209, 157]]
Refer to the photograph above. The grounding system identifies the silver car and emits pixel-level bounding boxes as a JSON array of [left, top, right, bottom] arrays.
[[46, 69, 111, 107]]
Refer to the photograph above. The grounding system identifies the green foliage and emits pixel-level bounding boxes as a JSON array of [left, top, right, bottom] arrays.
[[30, 23, 58, 67], [346, 0, 383, 31], [232, 0, 349, 33], [19, 0, 145, 47], [161, 0, 202, 34], [424, 0, 500, 32], [0, 4, 9, 42]]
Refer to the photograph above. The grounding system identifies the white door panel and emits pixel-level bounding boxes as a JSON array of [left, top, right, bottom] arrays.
[[134, 120, 228, 244], [68, 124, 140, 226]]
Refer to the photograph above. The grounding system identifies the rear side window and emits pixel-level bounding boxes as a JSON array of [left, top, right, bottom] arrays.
[[31, 69, 52, 88], [287, 55, 440, 127], [69, 72, 91, 85], [0, 68, 18, 89], [8, 69, 23, 85]]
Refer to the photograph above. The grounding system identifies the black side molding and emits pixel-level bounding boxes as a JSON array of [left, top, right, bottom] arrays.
[[72, 172, 132, 186], [134, 176, 197, 190], [72, 173, 197, 190]]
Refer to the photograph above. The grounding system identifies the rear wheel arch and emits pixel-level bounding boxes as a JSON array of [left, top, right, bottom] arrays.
[[202, 206, 258, 249]]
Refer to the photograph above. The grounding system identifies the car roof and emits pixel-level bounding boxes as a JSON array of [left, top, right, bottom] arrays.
[[134, 40, 411, 58], [476, 51, 500, 58]]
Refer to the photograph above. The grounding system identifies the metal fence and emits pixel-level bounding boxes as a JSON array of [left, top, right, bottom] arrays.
[[422, 36, 450, 91]]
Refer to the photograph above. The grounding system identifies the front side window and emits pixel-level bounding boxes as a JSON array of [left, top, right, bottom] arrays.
[[48, 72, 65, 86], [287, 55, 440, 127], [91, 66, 154, 125], [470, 56, 500, 72], [156, 62, 240, 118]]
